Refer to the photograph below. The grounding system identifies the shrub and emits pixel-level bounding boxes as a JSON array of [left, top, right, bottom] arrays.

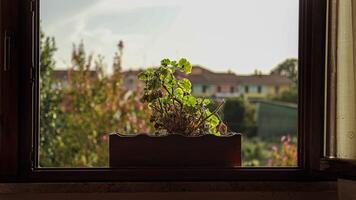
[[268, 135, 297, 166], [223, 97, 256, 137]]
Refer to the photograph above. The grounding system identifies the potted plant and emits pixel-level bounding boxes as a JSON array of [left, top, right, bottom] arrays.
[[110, 58, 241, 167]]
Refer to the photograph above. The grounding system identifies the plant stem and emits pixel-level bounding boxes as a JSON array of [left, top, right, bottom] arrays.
[[158, 98, 166, 115], [196, 100, 224, 128]]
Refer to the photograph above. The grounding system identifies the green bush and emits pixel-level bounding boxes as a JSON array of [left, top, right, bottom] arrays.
[[222, 97, 256, 136]]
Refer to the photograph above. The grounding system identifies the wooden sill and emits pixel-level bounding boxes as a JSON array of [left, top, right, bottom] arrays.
[[0, 181, 336, 194]]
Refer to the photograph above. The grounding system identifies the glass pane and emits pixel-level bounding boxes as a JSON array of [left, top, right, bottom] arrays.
[[39, 0, 299, 167]]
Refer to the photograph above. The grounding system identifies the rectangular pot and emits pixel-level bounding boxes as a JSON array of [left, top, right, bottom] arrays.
[[109, 133, 241, 168]]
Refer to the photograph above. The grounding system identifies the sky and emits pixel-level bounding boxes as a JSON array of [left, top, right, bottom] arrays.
[[40, 0, 299, 74]]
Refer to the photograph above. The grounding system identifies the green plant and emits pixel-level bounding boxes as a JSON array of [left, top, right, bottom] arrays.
[[39, 38, 153, 167], [39, 30, 65, 166], [268, 135, 297, 166], [270, 58, 298, 85], [223, 97, 256, 137], [272, 86, 298, 104], [138, 58, 226, 136], [241, 137, 271, 166]]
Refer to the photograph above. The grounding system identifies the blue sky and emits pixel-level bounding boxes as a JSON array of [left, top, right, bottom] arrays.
[[41, 0, 299, 74]]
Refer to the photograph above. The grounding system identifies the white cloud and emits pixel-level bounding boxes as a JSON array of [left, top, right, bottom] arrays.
[[41, 0, 299, 74]]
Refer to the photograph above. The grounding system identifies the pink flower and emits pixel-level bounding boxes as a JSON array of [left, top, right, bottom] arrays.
[[281, 135, 290, 144], [135, 102, 143, 110], [272, 145, 278, 152], [101, 135, 109, 141]]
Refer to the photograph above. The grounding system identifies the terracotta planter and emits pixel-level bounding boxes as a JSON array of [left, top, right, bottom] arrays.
[[109, 133, 241, 168]]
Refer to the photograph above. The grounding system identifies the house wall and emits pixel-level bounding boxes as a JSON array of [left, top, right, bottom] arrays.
[[216, 84, 235, 93], [192, 84, 214, 96], [238, 85, 266, 100], [265, 84, 291, 96], [238, 84, 291, 101]]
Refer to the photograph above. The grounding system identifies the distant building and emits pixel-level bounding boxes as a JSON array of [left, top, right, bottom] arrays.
[[177, 66, 293, 100], [122, 70, 143, 91], [52, 69, 98, 89], [177, 66, 240, 98], [236, 74, 293, 102], [52, 66, 294, 101]]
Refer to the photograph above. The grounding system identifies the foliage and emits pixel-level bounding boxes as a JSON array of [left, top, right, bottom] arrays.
[[268, 135, 298, 167], [242, 135, 297, 167], [270, 58, 298, 104], [39, 36, 152, 167], [39, 32, 297, 167], [223, 97, 256, 136], [138, 58, 226, 136], [241, 137, 271, 166], [270, 58, 298, 85], [39, 31, 65, 166], [272, 86, 298, 104]]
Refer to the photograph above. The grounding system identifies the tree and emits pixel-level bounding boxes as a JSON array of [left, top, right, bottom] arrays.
[[222, 97, 256, 137], [39, 31, 65, 166], [39, 38, 153, 167], [50, 42, 153, 167], [268, 135, 297, 167], [270, 58, 298, 103], [272, 86, 298, 104], [270, 58, 298, 85]]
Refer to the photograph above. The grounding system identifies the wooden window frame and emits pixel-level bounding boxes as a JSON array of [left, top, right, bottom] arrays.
[[0, 0, 331, 182]]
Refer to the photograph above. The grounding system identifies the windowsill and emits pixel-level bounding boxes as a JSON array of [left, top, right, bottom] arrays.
[[0, 181, 336, 194]]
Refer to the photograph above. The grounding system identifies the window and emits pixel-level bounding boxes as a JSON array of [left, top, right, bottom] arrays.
[[0, 0, 334, 182], [39, 0, 297, 168], [275, 86, 280, 95], [202, 85, 208, 94], [40, 0, 301, 167], [230, 86, 234, 93], [245, 86, 249, 93]]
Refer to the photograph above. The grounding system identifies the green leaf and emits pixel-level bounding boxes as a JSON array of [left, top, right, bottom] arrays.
[[203, 99, 211, 106], [186, 96, 197, 107], [177, 58, 192, 74], [147, 78, 161, 90], [164, 74, 176, 93], [205, 109, 212, 116], [210, 127, 221, 136], [178, 78, 192, 93], [170, 60, 178, 67], [161, 96, 170, 105], [161, 59, 171, 67], [164, 73, 175, 84], [158, 66, 172, 81], [175, 88, 184, 99], [208, 114, 220, 127], [137, 68, 154, 81], [137, 72, 147, 81], [207, 114, 220, 136]]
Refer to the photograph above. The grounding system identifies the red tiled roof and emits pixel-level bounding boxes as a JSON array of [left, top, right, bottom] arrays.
[[122, 69, 143, 77], [52, 70, 98, 81], [177, 66, 239, 85], [121, 66, 293, 86], [236, 74, 293, 85]]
